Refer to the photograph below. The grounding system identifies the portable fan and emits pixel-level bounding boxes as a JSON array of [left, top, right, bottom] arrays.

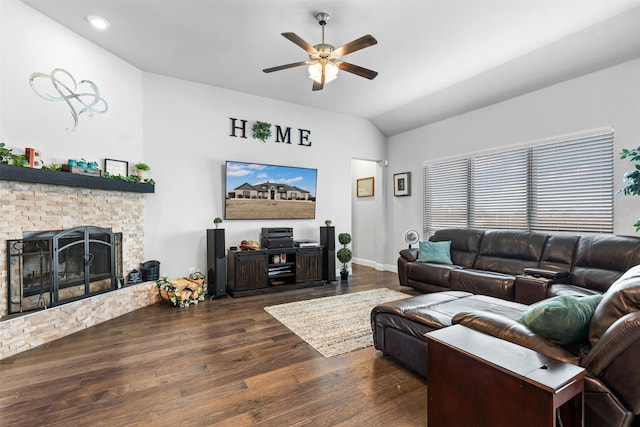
[[404, 230, 420, 248]]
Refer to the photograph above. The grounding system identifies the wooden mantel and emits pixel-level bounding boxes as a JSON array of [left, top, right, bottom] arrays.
[[0, 163, 154, 193]]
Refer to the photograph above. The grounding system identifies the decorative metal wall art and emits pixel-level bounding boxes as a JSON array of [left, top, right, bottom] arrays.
[[29, 68, 108, 131]]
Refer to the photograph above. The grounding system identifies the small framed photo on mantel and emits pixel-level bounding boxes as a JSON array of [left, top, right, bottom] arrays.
[[104, 159, 129, 177], [394, 172, 411, 197]]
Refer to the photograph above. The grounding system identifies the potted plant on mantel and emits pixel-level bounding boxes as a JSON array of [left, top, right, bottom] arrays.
[[133, 162, 150, 179], [336, 232, 352, 280]]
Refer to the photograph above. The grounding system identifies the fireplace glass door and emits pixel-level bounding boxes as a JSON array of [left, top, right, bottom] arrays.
[[7, 226, 117, 314]]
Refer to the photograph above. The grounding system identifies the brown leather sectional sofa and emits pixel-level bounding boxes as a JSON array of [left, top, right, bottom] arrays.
[[372, 228, 640, 427]]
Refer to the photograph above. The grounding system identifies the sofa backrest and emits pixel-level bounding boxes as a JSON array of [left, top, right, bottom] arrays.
[[473, 230, 548, 275], [572, 234, 640, 293], [538, 234, 580, 272], [430, 228, 484, 268]]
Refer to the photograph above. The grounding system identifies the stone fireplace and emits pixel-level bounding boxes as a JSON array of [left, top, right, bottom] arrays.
[[0, 167, 160, 359]]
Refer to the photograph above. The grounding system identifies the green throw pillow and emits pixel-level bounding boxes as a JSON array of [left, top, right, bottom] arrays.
[[417, 240, 452, 265], [518, 294, 603, 345]]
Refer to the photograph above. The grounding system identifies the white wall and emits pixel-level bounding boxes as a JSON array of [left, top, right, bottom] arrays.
[[1, 0, 388, 281], [351, 158, 387, 270], [0, 0, 143, 166], [386, 58, 640, 270], [142, 74, 387, 278]]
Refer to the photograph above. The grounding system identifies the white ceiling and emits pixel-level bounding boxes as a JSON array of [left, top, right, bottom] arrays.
[[20, 0, 640, 136]]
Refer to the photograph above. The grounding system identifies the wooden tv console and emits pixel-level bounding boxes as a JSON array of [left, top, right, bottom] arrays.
[[226, 246, 324, 296]]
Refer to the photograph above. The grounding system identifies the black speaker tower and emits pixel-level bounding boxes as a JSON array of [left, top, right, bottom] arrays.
[[206, 228, 227, 298], [320, 226, 336, 282]]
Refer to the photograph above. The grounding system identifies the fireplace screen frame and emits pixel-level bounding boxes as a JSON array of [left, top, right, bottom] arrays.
[[7, 226, 118, 314]]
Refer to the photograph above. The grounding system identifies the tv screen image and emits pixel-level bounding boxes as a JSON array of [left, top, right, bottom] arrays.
[[225, 161, 317, 220]]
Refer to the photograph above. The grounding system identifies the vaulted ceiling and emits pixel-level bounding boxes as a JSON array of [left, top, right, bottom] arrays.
[[21, 0, 640, 136]]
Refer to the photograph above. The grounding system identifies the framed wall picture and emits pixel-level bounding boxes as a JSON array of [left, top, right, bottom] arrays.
[[104, 159, 129, 177], [394, 172, 411, 196], [357, 176, 375, 197]]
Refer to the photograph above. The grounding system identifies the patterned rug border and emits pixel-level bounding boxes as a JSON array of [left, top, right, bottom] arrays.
[[264, 288, 411, 357]]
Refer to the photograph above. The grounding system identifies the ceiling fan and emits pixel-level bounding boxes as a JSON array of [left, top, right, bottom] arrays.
[[263, 12, 378, 91]]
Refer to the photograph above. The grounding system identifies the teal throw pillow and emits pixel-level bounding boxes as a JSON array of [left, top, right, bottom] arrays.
[[518, 294, 603, 345], [417, 240, 452, 265]]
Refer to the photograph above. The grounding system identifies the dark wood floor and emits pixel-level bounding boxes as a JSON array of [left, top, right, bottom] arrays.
[[0, 265, 427, 426]]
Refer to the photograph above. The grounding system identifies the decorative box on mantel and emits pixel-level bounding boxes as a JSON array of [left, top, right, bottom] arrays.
[[0, 163, 154, 193]]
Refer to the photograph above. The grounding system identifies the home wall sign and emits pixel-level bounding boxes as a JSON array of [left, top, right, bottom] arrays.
[[229, 117, 312, 147], [29, 68, 108, 131]]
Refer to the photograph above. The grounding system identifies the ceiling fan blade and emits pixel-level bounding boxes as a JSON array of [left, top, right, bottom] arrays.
[[312, 79, 324, 91], [282, 32, 317, 55], [333, 34, 377, 57], [338, 62, 378, 80], [263, 61, 308, 73], [312, 65, 325, 91]]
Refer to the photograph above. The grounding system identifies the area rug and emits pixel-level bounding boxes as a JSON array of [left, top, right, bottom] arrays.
[[264, 288, 411, 357]]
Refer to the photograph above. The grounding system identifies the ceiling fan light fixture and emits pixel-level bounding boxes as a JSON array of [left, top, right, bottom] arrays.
[[308, 62, 338, 84]]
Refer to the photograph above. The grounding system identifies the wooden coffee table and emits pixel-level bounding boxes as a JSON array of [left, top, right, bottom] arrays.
[[426, 325, 586, 427]]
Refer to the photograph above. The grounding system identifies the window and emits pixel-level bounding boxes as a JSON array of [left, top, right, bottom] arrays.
[[471, 148, 529, 229], [530, 132, 614, 233], [424, 130, 613, 237], [424, 158, 469, 231]]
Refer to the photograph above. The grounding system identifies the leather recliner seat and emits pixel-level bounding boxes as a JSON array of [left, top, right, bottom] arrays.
[[377, 228, 640, 427], [372, 264, 640, 427]]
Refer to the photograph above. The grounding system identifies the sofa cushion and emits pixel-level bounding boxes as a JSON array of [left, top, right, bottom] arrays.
[[405, 262, 458, 290], [589, 264, 640, 346], [450, 269, 516, 301], [430, 228, 484, 268], [417, 240, 452, 264], [473, 230, 548, 275], [572, 235, 640, 293], [518, 294, 603, 345], [538, 234, 580, 272], [547, 284, 602, 298]]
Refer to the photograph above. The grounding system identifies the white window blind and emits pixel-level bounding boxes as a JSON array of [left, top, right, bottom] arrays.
[[424, 159, 469, 237], [530, 131, 614, 233], [470, 148, 529, 229], [423, 130, 614, 236]]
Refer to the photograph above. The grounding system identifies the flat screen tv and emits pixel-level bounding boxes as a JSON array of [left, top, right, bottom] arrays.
[[225, 160, 317, 220]]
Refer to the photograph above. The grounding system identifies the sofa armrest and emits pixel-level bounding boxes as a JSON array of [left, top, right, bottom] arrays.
[[514, 275, 552, 305], [452, 311, 580, 365], [523, 267, 570, 280], [399, 248, 418, 262], [582, 311, 640, 376], [515, 269, 571, 304]]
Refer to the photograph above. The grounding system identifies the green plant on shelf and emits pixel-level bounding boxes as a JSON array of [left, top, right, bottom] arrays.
[[618, 146, 640, 231], [0, 143, 28, 166]]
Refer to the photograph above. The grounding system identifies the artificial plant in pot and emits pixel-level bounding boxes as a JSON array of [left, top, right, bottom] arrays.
[[336, 232, 352, 280], [134, 162, 150, 179], [213, 217, 223, 228], [619, 147, 640, 231]]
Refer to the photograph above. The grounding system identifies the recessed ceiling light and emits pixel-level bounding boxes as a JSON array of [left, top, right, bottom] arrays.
[[86, 15, 110, 30]]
